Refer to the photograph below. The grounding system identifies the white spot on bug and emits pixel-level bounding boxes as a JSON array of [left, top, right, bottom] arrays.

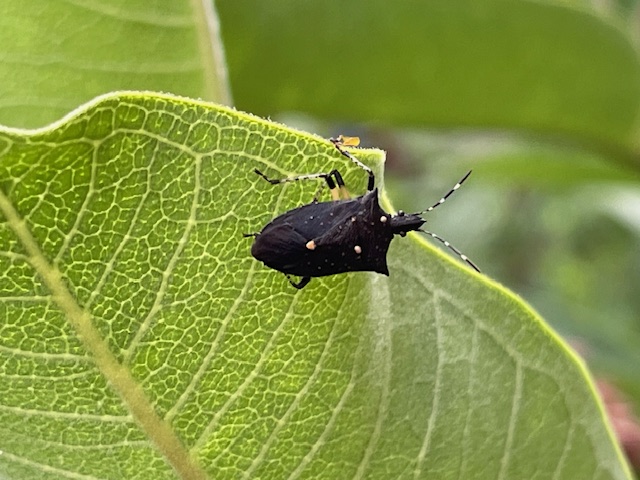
[[306, 240, 316, 250], [354, 245, 362, 254], [380, 216, 387, 223], [351, 216, 356, 223]]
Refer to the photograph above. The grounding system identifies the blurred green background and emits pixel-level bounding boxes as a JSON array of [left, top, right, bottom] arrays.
[[1, 0, 639, 470]]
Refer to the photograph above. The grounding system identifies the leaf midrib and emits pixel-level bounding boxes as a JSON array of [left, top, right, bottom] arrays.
[[0, 188, 208, 480]]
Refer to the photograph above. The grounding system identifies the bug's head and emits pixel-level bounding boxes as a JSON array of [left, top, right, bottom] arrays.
[[388, 210, 425, 237]]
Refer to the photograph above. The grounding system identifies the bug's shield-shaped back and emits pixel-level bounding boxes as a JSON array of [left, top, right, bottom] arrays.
[[252, 189, 394, 279]]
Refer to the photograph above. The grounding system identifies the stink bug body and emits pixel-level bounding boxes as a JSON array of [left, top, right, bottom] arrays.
[[245, 137, 479, 289]]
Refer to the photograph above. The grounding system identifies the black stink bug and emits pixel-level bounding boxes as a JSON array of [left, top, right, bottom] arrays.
[[244, 136, 479, 289]]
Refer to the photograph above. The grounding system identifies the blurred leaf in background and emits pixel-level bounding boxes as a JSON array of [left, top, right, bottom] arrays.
[[0, 1, 230, 128]]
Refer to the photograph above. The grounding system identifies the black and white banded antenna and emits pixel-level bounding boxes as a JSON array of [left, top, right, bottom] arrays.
[[415, 170, 479, 272]]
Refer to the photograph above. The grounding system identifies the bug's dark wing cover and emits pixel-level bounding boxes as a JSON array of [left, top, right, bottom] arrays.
[[251, 222, 310, 274], [266, 199, 362, 239], [251, 189, 395, 278], [313, 190, 394, 276], [251, 200, 362, 276]]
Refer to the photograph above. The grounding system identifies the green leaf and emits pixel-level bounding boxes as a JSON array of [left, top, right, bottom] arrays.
[[0, 92, 631, 479], [385, 132, 640, 190], [218, 0, 640, 158], [0, 1, 230, 129]]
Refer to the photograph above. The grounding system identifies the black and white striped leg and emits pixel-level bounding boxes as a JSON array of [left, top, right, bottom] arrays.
[[419, 229, 480, 272], [330, 137, 376, 192], [254, 168, 348, 201]]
